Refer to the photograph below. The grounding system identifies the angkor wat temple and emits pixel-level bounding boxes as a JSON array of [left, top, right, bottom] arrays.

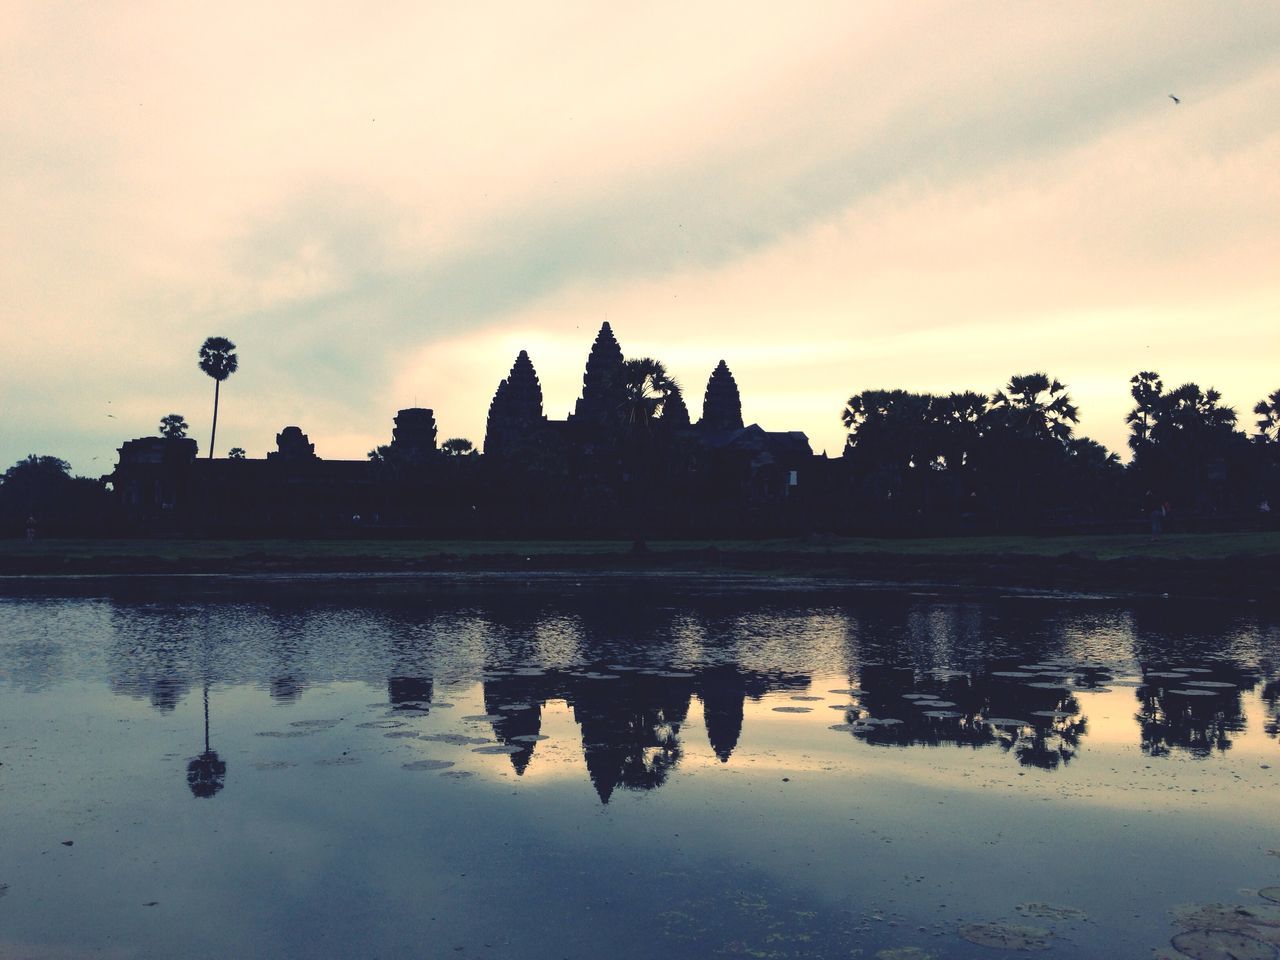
[[109, 322, 827, 536]]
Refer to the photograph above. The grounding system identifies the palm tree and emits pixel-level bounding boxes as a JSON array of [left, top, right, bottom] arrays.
[[159, 413, 189, 439], [1126, 371, 1164, 453], [990, 373, 1078, 443], [198, 337, 238, 459], [617, 358, 682, 433], [440, 438, 475, 456], [1253, 389, 1280, 443]]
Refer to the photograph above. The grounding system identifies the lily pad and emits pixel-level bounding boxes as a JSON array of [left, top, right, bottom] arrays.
[[510, 734, 549, 742], [1167, 688, 1219, 697], [1016, 902, 1087, 921], [418, 733, 491, 745], [1184, 681, 1238, 689], [923, 710, 964, 719], [1170, 930, 1277, 960], [958, 922, 1051, 950], [772, 706, 812, 713], [402, 759, 454, 771], [472, 744, 524, 754], [986, 717, 1030, 727]]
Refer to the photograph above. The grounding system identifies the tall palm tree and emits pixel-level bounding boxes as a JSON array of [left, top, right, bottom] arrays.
[[198, 337, 238, 459]]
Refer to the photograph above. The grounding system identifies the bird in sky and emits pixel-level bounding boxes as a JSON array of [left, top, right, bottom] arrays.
[[1169, 94, 1181, 104]]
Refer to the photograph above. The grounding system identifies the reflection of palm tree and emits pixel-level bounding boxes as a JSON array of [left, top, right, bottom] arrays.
[[186, 681, 226, 798]]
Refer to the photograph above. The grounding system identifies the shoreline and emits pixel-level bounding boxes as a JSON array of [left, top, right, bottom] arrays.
[[1, 535, 1277, 601]]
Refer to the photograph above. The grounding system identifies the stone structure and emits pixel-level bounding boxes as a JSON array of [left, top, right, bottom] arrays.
[[485, 350, 546, 457], [571, 321, 625, 429], [389, 408, 438, 462], [700, 360, 744, 432], [268, 426, 316, 461]]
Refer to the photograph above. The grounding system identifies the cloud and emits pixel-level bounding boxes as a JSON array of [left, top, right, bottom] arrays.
[[2, 3, 1278, 470]]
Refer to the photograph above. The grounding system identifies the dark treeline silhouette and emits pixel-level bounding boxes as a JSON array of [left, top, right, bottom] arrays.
[[10, 324, 1279, 537]]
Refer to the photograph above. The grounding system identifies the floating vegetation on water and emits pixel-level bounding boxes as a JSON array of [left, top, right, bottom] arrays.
[[440, 770, 475, 779], [496, 703, 533, 711], [923, 710, 964, 719], [384, 731, 418, 738], [510, 734, 549, 742], [461, 714, 504, 722], [791, 695, 824, 701], [251, 760, 295, 770], [1172, 901, 1280, 945], [472, 744, 524, 754], [1169, 929, 1277, 959], [1026, 682, 1068, 690], [902, 693, 935, 700], [402, 759, 454, 771], [828, 688, 867, 696], [255, 730, 313, 738], [418, 733, 491, 745], [1167, 689, 1218, 697], [1015, 902, 1087, 921], [828, 723, 860, 732], [772, 706, 812, 713], [314, 755, 361, 766], [875, 948, 934, 960], [1148, 672, 1191, 679], [859, 717, 904, 726], [986, 717, 1031, 727], [356, 720, 405, 729], [958, 921, 1051, 950], [1185, 681, 1238, 689], [289, 719, 341, 729], [1030, 710, 1074, 719], [993, 671, 1039, 678], [918, 700, 956, 708], [1261, 889, 1280, 905]]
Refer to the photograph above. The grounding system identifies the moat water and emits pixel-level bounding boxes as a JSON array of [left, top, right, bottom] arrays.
[[1, 575, 1278, 959]]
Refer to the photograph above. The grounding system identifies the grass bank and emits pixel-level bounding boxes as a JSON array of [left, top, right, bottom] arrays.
[[1, 532, 1277, 600]]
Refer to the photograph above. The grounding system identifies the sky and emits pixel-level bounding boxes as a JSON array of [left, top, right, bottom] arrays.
[[2, 2, 1278, 474]]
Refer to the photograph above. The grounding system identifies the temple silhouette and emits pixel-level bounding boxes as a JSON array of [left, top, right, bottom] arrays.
[[108, 322, 821, 537]]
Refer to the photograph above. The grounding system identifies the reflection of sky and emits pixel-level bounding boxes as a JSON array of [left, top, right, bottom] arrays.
[[3, 588, 1280, 958]]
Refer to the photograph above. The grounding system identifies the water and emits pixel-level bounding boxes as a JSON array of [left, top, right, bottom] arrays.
[[1, 575, 1278, 959]]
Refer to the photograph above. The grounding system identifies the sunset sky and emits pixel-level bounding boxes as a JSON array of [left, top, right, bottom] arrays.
[[3, 2, 1278, 474]]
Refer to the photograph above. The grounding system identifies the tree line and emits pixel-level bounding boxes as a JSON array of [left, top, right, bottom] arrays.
[[838, 371, 1279, 530]]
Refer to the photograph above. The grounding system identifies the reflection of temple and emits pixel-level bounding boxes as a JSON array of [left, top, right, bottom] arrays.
[[480, 665, 810, 802]]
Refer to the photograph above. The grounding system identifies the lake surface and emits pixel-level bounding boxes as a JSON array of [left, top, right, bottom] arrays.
[[2, 575, 1278, 959]]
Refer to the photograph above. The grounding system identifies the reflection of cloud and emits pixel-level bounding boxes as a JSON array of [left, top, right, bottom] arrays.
[[3, 4, 1280, 469]]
